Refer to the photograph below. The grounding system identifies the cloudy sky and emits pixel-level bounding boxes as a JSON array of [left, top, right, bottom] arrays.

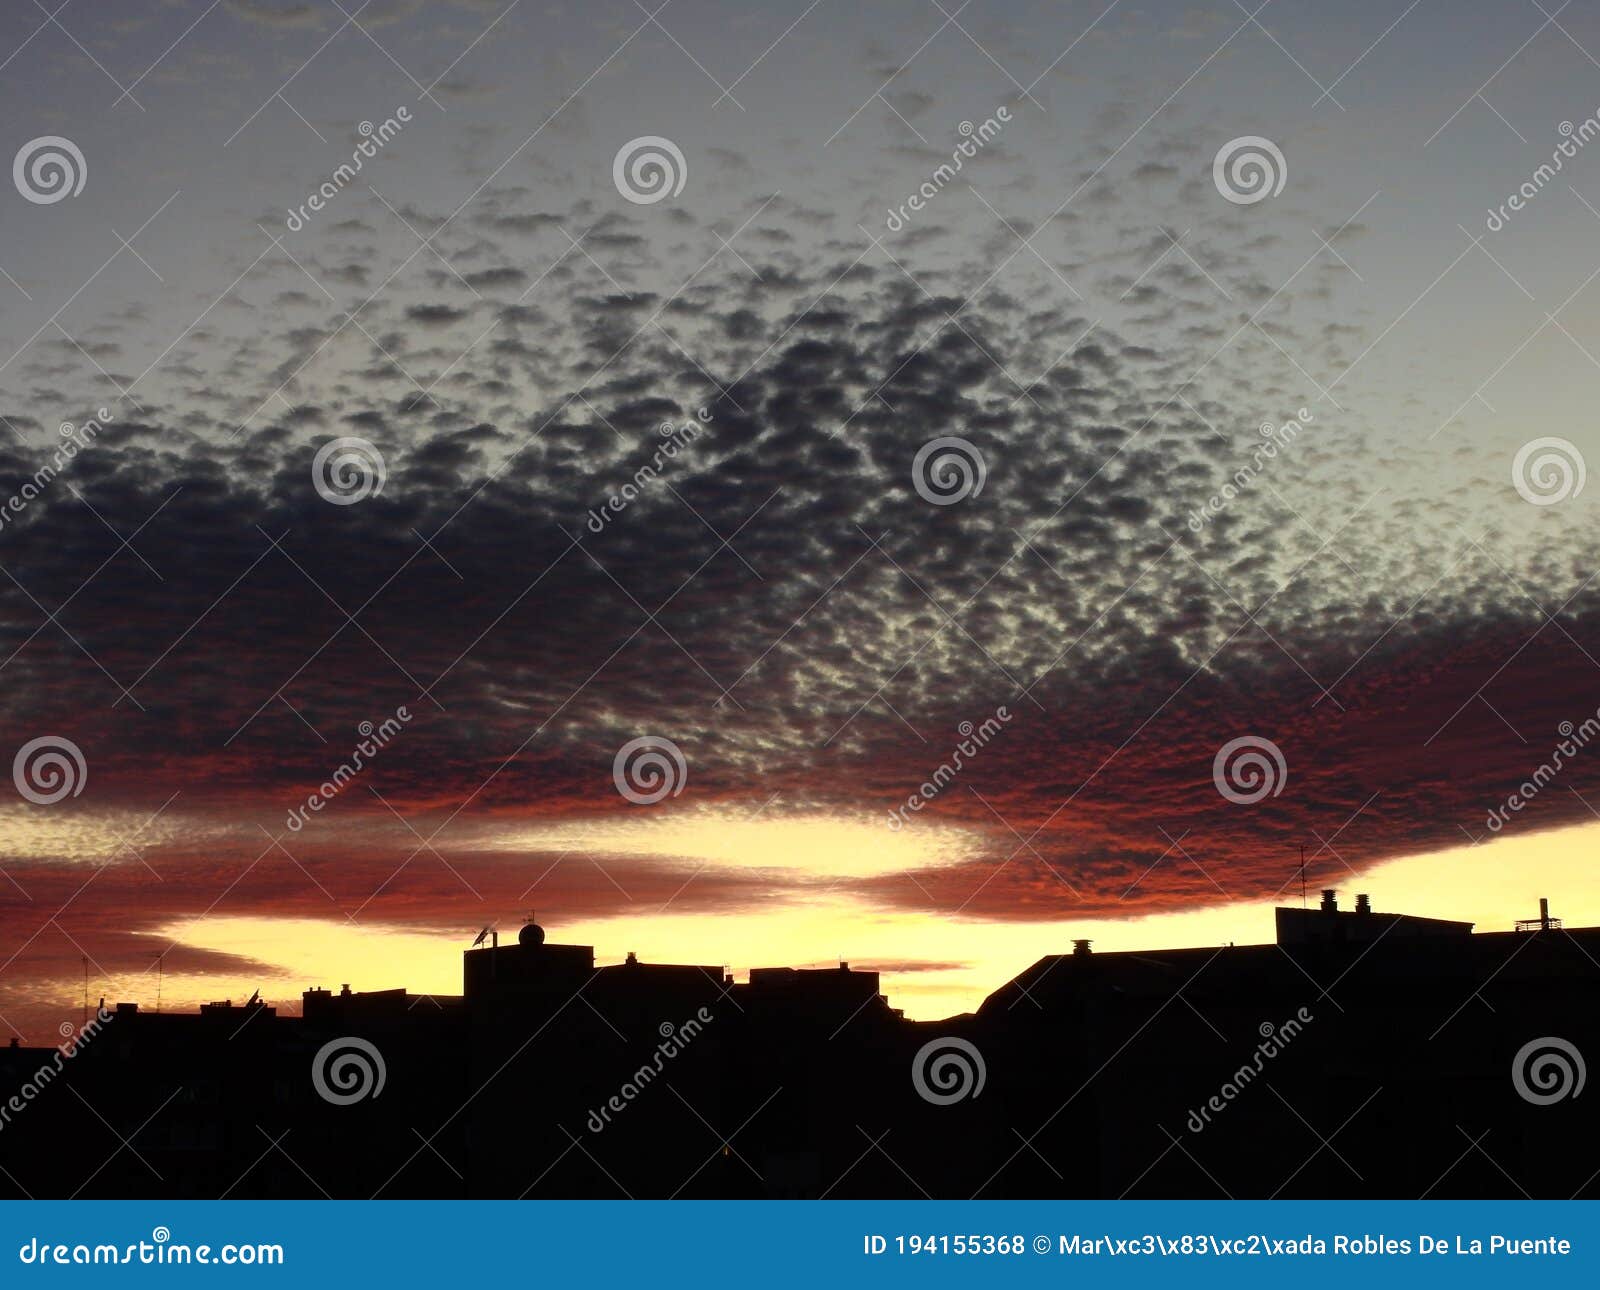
[[3, 0, 1600, 1037]]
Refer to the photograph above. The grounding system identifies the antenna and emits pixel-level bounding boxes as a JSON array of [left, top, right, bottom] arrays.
[[1299, 843, 1306, 909], [155, 953, 163, 1014], [81, 956, 88, 1027]]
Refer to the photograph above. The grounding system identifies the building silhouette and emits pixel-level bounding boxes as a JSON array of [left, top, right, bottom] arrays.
[[1, 894, 1595, 1199]]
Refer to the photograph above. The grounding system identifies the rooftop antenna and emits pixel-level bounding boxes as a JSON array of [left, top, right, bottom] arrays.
[[155, 953, 163, 1014], [1299, 843, 1307, 909], [81, 956, 88, 1027]]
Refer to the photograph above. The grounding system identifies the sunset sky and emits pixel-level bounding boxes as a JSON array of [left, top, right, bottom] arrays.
[[3, 0, 1600, 1040]]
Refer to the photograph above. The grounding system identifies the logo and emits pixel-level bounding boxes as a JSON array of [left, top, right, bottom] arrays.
[[1511, 1036, 1585, 1105], [612, 136, 687, 205], [312, 437, 386, 505], [1512, 437, 1585, 506], [13, 736, 86, 805], [311, 1036, 387, 1105], [1212, 136, 1286, 205], [1212, 735, 1287, 805], [912, 436, 986, 506], [612, 735, 688, 804], [911, 1036, 986, 1105], [14, 136, 86, 205]]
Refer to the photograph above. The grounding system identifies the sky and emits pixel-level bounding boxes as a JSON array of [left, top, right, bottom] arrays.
[[3, 0, 1600, 1038]]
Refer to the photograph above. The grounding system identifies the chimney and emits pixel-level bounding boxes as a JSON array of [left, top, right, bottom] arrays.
[[1320, 889, 1338, 913], [1073, 939, 1093, 956], [1540, 897, 1551, 931], [1355, 893, 1371, 914]]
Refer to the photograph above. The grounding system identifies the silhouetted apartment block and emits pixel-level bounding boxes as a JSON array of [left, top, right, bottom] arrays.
[[1275, 889, 1474, 946]]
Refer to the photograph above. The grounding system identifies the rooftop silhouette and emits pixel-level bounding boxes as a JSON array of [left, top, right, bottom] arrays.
[[2, 895, 1595, 1199]]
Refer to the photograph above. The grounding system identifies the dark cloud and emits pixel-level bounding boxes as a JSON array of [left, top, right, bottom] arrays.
[[1, 224, 1589, 969]]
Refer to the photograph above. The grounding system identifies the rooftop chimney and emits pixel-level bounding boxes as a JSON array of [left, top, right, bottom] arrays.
[[1073, 939, 1093, 956], [1355, 893, 1371, 914], [1320, 889, 1338, 913], [1515, 897, 1561, 933]]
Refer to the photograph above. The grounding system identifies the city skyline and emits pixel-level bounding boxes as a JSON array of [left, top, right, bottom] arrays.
[[6, 896, 1595, 1200]]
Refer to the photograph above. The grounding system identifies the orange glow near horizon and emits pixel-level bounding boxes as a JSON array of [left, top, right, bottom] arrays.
[[109, 819, 1600, 1025]]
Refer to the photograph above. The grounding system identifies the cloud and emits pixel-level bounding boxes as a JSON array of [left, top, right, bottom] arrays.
[[225, 1, 325, 29], [0, 214, 1586, 965]]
